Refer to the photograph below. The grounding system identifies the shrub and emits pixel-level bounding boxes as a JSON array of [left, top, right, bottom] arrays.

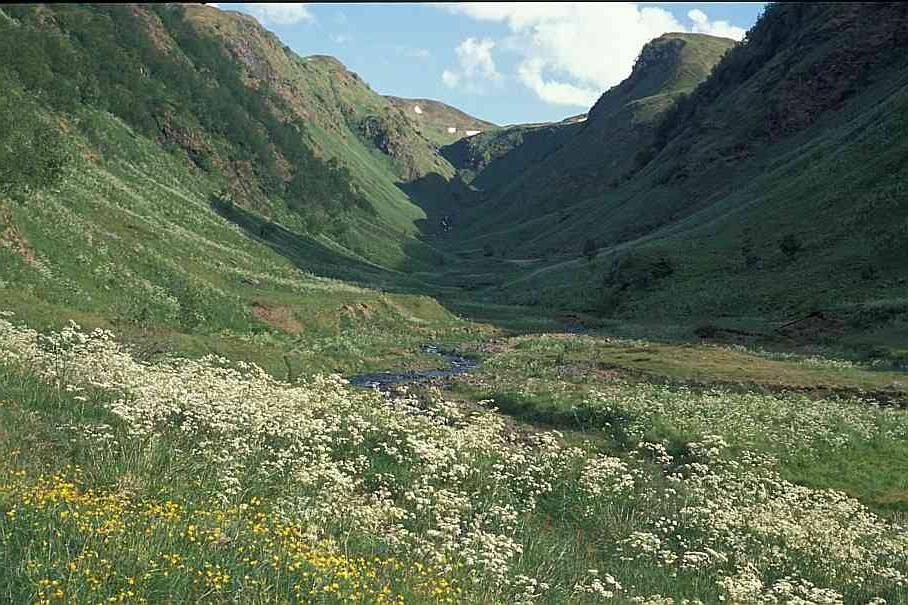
[[778, 233, 803, 260], [0, 84, 69, 201], [693, 322, 720, 338]]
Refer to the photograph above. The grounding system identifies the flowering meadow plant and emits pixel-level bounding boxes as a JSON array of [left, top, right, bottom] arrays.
[[0, 316, 906, 603]]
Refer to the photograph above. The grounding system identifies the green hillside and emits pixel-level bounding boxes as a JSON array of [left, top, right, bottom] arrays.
[[0, 3, 483, 378], [445, 33, 736, 238], [441, 120, 582, 192], [0, 4, 460, 272], [433, 5, 908, 356]]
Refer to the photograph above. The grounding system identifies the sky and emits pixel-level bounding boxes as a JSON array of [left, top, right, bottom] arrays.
[[210, 3, 766, 126]]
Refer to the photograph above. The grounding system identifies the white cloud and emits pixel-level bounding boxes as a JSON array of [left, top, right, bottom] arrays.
[[441, 70, 460, 88], [518, 58, 599, 107], [240, 3, 313, 26], [407, 48, 432, 60], [437, 3, 746, 107], [688, 9, 746, 41], [441, 37, 501, 92]]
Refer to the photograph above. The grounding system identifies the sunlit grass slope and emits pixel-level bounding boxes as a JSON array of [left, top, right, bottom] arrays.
[[0, 96, 485, 376]]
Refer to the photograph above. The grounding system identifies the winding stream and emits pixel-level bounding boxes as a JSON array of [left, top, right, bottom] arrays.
[[347, 345, 480, 390]]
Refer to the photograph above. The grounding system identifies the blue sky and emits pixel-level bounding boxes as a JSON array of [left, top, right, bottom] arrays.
[[214, 3, 766, 125]]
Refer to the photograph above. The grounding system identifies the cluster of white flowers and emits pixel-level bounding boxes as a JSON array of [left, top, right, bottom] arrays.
[[585, 383, 907, 457], [1, 316, 906, 602], [573, 569, 623, 599]]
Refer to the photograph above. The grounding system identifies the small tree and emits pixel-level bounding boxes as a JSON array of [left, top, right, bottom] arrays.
[[482, 243, 494, 257], [0, 91, 69, 202], [582, 238, 598, 262]]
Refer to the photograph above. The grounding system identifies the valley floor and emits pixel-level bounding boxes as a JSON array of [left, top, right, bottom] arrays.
[[1, 310, 906, 604]]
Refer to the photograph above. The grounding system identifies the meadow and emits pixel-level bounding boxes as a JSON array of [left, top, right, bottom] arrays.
[[1, 4, 907, 604], [1, 313, 906, 604]]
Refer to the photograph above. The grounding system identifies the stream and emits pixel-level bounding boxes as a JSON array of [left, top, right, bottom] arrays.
[[347, 345, 480, 390]]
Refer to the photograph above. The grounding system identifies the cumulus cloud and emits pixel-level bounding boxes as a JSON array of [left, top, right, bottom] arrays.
[[441, 38, 501, 92], [241, 3, 313, 26], [688, 9, 746, 41], [517, 58, 599, 107], [438, 3, 747, 107]]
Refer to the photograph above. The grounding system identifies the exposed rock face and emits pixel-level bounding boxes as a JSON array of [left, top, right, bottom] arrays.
[[358, 114, 420, 179]]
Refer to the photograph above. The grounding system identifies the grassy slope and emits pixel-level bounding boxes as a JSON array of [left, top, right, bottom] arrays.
[[0, 83, 483, 379], [449, 33, 736, 240], [437, 6, 908, 356], [179, 5, 457, 269], [0, 4, 503, 375]]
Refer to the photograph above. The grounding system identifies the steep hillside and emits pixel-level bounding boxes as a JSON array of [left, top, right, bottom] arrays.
[[386, 96, 496, 146], [0, 3, 486, 374], [461, 4, 908, 341], [181, 5, 456, 185], [441, 120, 582, 192], [450, 33, 736, 236], [0, 4, 458, 272]]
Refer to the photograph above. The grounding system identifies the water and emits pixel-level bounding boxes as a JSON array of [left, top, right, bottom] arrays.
[[347, 344, 479, 390]]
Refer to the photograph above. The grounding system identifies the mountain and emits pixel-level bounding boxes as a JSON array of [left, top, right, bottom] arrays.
[[447, 33, 737, 238], [451, 3, 908, 339], [0, 3, 462, 272], [1, 1, 906, 355], [386, 96, 496, 146], [0, 2, 471, 374], [440, 120, 583, 194]]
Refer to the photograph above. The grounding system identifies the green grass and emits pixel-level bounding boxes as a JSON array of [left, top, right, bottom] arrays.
[[446, 332, 908, 513], [2, 316, 907, 604]]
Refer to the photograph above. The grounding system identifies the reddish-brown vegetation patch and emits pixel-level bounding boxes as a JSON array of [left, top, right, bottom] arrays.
[[251, 302, 303, 333]]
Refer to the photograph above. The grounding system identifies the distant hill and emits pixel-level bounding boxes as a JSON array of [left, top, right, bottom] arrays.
[[440, 121, 583, 193], [386, 96, 496, 146]]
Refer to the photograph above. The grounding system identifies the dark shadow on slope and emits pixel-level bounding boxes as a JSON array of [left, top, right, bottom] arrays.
[[210, 196, 429, 293], [210, 195, 562, 334], [398, 172, 482, 236]]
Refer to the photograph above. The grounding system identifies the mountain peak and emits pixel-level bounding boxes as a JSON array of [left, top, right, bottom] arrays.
[[615, 32, 738, 108]]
